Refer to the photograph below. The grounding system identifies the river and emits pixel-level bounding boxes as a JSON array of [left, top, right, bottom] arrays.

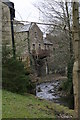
[[36, 80, 74, 109]]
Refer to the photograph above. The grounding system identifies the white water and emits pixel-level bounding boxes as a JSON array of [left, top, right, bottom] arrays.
[[36, 80, 74, 109], [36, 81, 60, 101]]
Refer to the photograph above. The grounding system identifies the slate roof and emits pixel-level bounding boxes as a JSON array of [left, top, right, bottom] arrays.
[[15, 24, 31, 33], [43, 39, 53, 45]]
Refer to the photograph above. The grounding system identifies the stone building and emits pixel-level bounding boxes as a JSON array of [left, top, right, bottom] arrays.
[[29, 23, 44, 55], [2, 0, 15, 56], [14, 23, 45, 56], [14, 22, 52, 75], [14, 23, 30, 62], [43, 38, 53, 52], [14, 22, 45, 65], [40, 38, 53, 75]]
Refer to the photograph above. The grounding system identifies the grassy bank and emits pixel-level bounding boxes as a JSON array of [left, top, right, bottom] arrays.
[[2, 90, 75, 118]]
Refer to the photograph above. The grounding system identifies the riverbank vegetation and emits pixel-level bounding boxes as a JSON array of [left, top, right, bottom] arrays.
[[60, 58, 74, 94], [2, 45, 75, 118], [2, 90, 74, 118]]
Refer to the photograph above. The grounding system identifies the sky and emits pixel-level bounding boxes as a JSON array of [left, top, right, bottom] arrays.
[[9, 0, 80, 35], [10, 0, 77, 34], [10, 0, 40, 22], [10, 0, 49, 34]]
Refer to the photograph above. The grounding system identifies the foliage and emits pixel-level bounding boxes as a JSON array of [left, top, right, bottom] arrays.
[[2, 45, 34, 94], [67, 57, 74, 94], [67, 57, 74, 82], [58, 57, 74, 110], [60, 57, 74, 95], [2, 45, 12, 64]]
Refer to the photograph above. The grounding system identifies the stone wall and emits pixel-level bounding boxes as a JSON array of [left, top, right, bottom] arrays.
[[2, 3, 12, 47], [14, 23, 44, 60], [14, 31, 29, 61], [14, 23, 50, 74], [29, 23, 44, 54]]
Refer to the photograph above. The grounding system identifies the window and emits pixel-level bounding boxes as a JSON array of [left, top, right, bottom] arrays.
[[35, 32, 37, 38], [39, 44, 41, 49], [33, 44, 35, 50]]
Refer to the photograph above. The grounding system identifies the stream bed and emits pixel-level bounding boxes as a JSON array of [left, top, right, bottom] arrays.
[[36, 80, 74, 109]]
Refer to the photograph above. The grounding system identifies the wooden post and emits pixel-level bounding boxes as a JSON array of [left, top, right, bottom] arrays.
[[45, 59, 49, 75], [72, 1, 80, 118]]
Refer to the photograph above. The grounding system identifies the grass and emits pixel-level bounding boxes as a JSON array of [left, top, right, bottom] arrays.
[[2, 90, 75, 118]]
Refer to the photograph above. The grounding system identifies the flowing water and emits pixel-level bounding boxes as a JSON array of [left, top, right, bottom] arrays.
[[36, 80, 74, 109]]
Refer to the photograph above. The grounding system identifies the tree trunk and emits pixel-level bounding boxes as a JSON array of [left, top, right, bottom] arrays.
[[72, 1, 80, 118], [65, 2, 73, 58]]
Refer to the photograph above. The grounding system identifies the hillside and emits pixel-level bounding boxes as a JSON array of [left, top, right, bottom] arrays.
[[2, 90, 75, 118]]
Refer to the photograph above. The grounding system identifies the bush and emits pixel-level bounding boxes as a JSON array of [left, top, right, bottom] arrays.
[[2, 56, 35, 94], [2, 44, 36, 94]]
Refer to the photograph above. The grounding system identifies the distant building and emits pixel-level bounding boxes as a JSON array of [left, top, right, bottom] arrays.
[[43, 38, 53, 51], [14, 21, 53, 75], [14, 22, 46, 61], [14, 22, 30, 62]]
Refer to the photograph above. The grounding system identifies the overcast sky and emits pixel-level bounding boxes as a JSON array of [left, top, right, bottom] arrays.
[[10, 0, 49, 34], [10, 0, 40, 22]]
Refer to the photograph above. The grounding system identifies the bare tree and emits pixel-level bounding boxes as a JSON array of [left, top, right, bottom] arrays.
[[34, 1, 73, 58]]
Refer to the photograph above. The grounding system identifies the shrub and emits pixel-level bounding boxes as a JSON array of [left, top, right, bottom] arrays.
[[2, 46, 35, 94]]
